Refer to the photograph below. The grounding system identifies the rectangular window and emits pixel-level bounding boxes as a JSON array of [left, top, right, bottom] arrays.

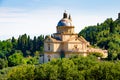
[[48, 44, 50, 51]]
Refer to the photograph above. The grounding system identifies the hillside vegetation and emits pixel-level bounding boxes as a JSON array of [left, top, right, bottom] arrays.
[[1, 56, 120, 80], [79, 17, 120, 60], [0, 34, 44, 69]]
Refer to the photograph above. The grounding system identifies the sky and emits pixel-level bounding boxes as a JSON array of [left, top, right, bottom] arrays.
[[0, 0, 120, 40]]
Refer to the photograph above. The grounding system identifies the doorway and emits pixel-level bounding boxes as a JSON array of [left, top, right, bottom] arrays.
[[60, 50, 65, 59]]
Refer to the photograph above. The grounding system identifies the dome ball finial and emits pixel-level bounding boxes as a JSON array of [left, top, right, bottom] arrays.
[[69, 14, 72, 21]]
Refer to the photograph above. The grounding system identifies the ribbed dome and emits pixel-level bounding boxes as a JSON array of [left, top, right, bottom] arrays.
[[57, 18, 72, 26], [57, 11, 73, 27]]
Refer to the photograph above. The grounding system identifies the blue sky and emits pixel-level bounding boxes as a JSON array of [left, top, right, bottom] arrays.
[[0, 0, 120, 40]]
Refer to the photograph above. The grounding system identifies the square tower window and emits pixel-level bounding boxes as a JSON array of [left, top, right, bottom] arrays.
[[48, 44, 50, 51]]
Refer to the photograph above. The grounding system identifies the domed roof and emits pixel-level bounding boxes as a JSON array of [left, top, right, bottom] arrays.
[[57, 12, 73, 27], [57, 18, 72, 26]]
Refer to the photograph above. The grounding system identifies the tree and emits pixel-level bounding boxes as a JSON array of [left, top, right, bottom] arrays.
[[109, 18, 115, 33], [0, 58, 8, 69], [33, 36, 37, 52], [79, 17, 120, 60], [7, 64, 35, 80], [8, 51, 24, 66], [36, 35, 44, 51], [11, 37, 17, 49]]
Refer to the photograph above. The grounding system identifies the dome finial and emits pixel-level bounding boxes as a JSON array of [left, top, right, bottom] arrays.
[[63, 10, 67, 18], [69, 14, 72, 21]]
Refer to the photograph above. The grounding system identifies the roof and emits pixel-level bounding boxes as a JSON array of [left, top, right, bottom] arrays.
[[57, 18, 72, 26], [57, 12, 73, 27]]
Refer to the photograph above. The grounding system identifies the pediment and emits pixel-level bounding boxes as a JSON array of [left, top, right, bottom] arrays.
[[70, 38, 80, 42], [44, 36, 60, 43], [78, 36, 88, 43], [67, 37, 82, 43], [67, 36, 88, 43], [44, 37, 53, 42]]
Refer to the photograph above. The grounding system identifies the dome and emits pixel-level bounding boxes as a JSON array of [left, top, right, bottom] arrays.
[[57, 11, 73, 27], [57, 18, 72, 26]]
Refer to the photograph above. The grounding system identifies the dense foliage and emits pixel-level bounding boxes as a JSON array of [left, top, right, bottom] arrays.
[[79, 17, 120, 60], [0, 34, 44, 69], [1, 56, 120, 80]]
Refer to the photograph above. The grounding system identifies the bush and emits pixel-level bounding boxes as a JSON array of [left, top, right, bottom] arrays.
[[5, 56, 120, 80], [8, 52, 24, 66], [88, 52, 103, 57], [7, 64, 35, 80], [0, 58, 8, 69]]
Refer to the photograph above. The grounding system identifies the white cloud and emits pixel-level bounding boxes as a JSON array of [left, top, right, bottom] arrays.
[[0, 7, 118, 40], [0, 7, 59, 40]]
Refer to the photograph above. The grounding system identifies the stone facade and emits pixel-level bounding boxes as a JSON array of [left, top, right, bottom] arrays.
[[40, 12, 107, 63]]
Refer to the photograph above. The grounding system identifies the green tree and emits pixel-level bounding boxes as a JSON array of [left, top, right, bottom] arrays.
[[8, 51, 24, 66], [7, 64, 35, 80], [11, 37, 17, 49], [0, 58, 8, 69], [109, 18, 115, 33], [79, 17, 120, 60]]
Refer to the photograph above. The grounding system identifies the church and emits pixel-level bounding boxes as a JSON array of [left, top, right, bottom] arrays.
[[41, 12, 107, 63]]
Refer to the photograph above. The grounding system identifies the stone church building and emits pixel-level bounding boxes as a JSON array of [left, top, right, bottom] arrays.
[[41, 12, 107, 63]]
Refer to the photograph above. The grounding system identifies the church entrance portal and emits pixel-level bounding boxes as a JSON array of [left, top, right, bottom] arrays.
[[60, 50, 65, 59]]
